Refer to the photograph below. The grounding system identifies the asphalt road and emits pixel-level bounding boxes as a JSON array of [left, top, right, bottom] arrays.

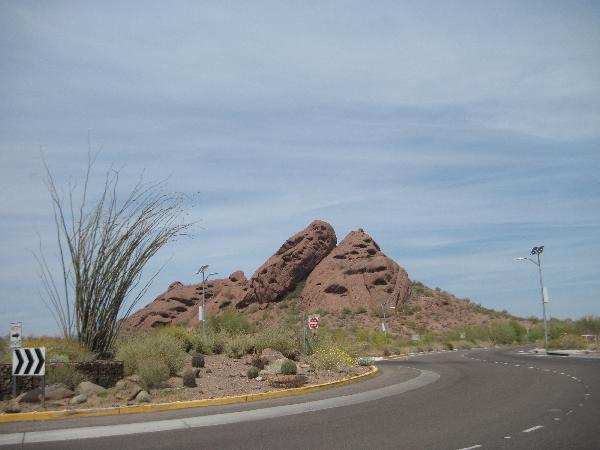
[[1, 348, 598, 449]]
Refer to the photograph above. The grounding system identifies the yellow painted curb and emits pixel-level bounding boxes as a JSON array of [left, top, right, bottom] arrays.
[[0, 366, 379, 424]]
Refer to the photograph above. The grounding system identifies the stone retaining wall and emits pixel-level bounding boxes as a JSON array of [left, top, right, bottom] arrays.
[[0, 360, 123, 400]]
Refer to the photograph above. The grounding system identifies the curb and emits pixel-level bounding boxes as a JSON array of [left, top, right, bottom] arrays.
[[0, 366, 379, 424]]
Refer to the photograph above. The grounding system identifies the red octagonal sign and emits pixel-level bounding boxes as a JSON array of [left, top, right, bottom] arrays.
[[308, 316, 319, 329]]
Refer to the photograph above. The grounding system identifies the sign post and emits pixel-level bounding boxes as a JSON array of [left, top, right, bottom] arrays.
[[308, 314, 320, 335], [9, 323, 22, 399], [12, 347, 46, 406]]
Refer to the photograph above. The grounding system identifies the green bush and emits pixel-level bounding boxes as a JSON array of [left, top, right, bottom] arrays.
[[182, 367, 197, 387], [46, 364, 87, 389], [224, 333, 253, 358], [24, 337, 95, 362], [281, 359, 297, 375], [117, 333, 186, 376], [156, 326, 198, 352], [247, 366, 259, 379], [253, 326, 299, 359], [207, 307, 254, 334], [137, 357, 170, 389], [548, 334, 588, 350], [308, 344, 356, 371]]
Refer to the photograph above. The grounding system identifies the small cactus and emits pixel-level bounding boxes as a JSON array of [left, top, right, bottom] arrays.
[[281, 359, 297, 375], [191, 352, 205, 368], [251, 355, 265, 370], [247, 366, 259, 379], [182, 368, 197, 387]]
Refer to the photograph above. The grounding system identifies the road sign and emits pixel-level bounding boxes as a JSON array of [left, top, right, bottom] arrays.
[[308, 314, 320, 329], [12, 347, 45, 376], [199, 304, 205, 321], [543, 287, 550, 303], [10, 322, 22, 349]]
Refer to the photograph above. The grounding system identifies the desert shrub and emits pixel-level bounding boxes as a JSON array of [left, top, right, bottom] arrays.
[[355, 306, 367, 314], [575, 315, 600, 334], [24, 336, 94, 362], [309, 344, 356, 371], [247, 366, 259, 379], [281, 359, 297, 375], [156, 326, 198, 352], [46, 363, 87, 389], [340, 307, 353, 318], [117, 333, 186, 376], [193, 332, 215, 354], [191, 352, 205, 368], [548, 334, 588, 350], [137, 357, 170, 389], [207, 307, 254, 334], [509, 320, 528, 343], [182, 367, 197, 387], [254, 326, 299, 359], [224, 333, 253, 358], [211, 332, 226, 354]]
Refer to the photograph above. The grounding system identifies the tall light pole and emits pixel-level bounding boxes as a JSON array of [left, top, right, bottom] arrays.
[[196, 265, 218, 334], [380, 301, 395, 337], [515, 245, 548, 348]]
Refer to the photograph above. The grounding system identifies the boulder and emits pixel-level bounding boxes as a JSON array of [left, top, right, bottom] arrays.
[[69, 394, 87, 405], [17, 388, 42, 403], [113, 379, 143, 401], [238, 220, 337, 307], [76, 381, 107, 397], [301, 228, 410, 312], [127, 271, 249, 329], [260, 348, 284, 364], [3, 401, 21, 413], [263, 358, 288, 375], [135, 390, 151, 402], [45, 384, 75, 401]]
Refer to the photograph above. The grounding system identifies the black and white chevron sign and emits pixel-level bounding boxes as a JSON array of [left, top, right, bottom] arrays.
[[12, 347, 45, 376]]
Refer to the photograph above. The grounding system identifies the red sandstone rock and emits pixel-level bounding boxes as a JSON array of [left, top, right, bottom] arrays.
[[127, 271, 249, 328], [237, 220, 337, 307], [300, 228, 410, 313]]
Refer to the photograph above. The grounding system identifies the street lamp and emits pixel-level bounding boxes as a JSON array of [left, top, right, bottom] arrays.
[[514, 245, 549, 348], [196, 265, 219, 333], [380, 301, 395, 337]]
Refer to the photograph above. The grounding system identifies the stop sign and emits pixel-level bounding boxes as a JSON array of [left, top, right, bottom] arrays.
[[308, 316, 319, 329]]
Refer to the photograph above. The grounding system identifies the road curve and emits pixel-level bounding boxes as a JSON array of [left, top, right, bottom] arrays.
[[1, 348, 598, 449]]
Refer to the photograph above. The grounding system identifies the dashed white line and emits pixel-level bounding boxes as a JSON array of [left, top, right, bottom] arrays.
[[554, 418, 560, 421], [458, 445, 482, 450], [566, 409, 574, 415], [504, 436, 511, 439], [523, 425, 544, 433]]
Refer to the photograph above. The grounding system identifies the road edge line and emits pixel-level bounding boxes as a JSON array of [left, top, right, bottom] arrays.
[[0, 365, 379, 423]]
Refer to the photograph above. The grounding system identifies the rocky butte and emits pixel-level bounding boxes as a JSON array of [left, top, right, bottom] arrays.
[[128, 220, 411, 329]]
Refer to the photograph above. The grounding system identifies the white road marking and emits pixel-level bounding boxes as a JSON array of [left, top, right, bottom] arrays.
[[458, 445, 482, 450], [566, 409, 574, 415], [523, 425, 544, 433], [528, 366, 535, 369], [504, 436, 511, 439], [560, 372, 565, 375], [515, 364, 520, 367], [0, 370, 441, 446]]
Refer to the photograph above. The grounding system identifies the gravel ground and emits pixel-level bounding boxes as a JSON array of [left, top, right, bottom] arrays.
[[2, 354, 370, 413]]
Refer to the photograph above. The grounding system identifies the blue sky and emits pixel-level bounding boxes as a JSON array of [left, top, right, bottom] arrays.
[[1, 1, 599, 335]]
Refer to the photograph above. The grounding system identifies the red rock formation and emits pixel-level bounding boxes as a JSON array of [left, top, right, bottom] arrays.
[[300, 228, 410, 313], [128, 271, 249, 328], [237, 220, 337, 307]]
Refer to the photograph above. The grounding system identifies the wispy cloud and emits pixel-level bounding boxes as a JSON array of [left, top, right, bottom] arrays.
[[1, 1, 599, 333]]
